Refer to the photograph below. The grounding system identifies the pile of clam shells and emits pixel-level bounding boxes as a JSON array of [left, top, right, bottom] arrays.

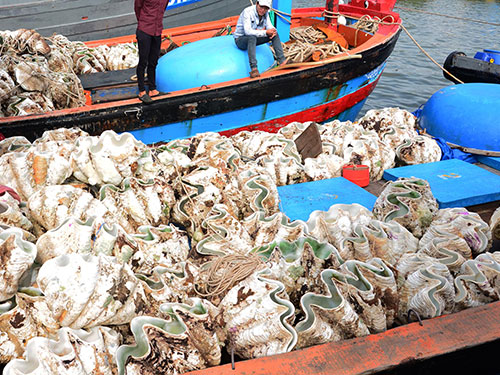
[[0, 109, 497, 375], [0, 29, 139, 117]]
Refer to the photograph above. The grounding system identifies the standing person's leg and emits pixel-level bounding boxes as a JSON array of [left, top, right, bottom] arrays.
[[147, 35, 162, 96], [136, 29, 152, 96], [270, 34, 287, 64]]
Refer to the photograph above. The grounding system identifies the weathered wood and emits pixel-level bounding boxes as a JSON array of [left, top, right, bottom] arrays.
[[186, 301, 500, 375], [294, 122, 323, 160]]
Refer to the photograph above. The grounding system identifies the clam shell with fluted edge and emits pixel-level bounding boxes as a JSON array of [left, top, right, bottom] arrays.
[[454, 251, 500, 311], [71, 130, 154, 186], [420, 207, 492, 257], [395, 135, 442, 165], [35, 216, 137, 264], [372, 177, 438, 238], [342, 219, 418, 265], [36, 254, 149, 329], [27, 185, 108, 234], [305, 203, 373, 260], [217, 270, 297, 359], [99, 176, 174, 234], [115, 298, 220, 375], [396, 253, 455, 323], [0, 228, 36, 302], [3, 326, 120, 375]]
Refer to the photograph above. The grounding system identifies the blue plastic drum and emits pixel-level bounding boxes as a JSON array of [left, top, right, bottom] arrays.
[[419, 83, 500, 153], [156, 35, 276, 92]]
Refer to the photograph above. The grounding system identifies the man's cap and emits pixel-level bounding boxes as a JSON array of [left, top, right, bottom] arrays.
[[258, 0, 272, 9]]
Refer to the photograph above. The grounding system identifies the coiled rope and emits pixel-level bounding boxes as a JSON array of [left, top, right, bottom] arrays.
[[195, 252, 266, 297]]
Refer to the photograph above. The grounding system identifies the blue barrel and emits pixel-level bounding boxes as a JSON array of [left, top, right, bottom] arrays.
[[156, 35, 275, 92], [419, 83, 500, 153]]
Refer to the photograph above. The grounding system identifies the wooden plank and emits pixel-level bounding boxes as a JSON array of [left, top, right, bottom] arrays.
[[79, 68, 137, 90], [294, 122, 323, 160], [186, 301, 500, 375]]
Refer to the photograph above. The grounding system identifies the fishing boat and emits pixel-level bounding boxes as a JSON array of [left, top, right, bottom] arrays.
[[0, 0, 249, 41], [443, 49, 500, 84], [0, 0, 402, 144]]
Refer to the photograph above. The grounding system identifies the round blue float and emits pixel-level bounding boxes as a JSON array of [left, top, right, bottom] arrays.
[[155, 35, 275, 92], [419, 83, 500, 153]]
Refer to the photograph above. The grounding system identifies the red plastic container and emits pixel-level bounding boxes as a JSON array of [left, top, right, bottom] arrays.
[[342, 164, 370, 187]]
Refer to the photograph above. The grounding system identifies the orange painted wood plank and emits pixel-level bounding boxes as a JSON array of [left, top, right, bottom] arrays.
[[186, 301, 500, 375]]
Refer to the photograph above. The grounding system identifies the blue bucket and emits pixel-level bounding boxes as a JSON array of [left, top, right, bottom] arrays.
[[483, 49, 500, 64]]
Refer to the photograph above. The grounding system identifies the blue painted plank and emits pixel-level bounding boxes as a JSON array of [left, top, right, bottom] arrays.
[[128, 64, 385, 144], [383, 159, 500, 208], [477, 156, 500, 171], [277, 177, 377, 222]]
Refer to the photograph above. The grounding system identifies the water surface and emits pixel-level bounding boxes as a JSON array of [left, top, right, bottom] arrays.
[[292, 0, 500, 117]]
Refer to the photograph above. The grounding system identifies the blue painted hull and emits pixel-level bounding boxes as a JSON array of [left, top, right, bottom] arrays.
[[420, 83, 500, 154], [130, 63, 385, 144]]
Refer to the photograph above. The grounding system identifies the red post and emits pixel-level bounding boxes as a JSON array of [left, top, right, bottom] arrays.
[[325, 0, 339, 26]]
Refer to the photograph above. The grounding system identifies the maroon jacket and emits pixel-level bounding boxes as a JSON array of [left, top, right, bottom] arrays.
[[134, 0, 170, 36]]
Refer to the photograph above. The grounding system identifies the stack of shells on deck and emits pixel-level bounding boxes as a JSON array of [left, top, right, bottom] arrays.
[[0, 93, 499, 374]]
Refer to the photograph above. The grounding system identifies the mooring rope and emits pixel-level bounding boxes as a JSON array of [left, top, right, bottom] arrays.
[[394, 6, 500, 27]]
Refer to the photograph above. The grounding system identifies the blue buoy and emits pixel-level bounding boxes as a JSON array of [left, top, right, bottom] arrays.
[[419, 83, 500, 153], [155, 35, 276, 92]]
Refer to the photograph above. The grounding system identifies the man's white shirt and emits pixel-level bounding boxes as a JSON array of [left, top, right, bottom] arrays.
[[233, 5, 275, 38]]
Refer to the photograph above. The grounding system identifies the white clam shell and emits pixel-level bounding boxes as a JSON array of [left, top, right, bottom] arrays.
[[490, 206, 500, 240], [395, 135, 442, 165], [0, 228, 36, 302], [3, 326, 120, 375], [218, 271, 296, 359], [37, 254, 148, 329]]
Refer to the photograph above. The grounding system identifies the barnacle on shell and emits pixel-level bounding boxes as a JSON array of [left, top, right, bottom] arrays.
[[3, 326, 121, 375], [372, 177, 438, 238]]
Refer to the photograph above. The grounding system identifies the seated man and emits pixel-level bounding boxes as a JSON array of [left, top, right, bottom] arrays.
[[233, 0, 288, 78]]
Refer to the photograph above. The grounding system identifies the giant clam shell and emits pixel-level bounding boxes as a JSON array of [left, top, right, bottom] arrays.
[[218, 271, 297, 359], [116, 299, 220, 375], [237, 167, 280, 218], [0, 136, 31, 157], [0, 228, 36, 302], [0, 195, 32, 232], [342, 219, 418, 265], [396, 253, 455, 322], [37, 254, 148, 329], [420, 207, 492, 256], [99, 177, 175, 233], [105, 43, 139, 71], [357, 107, 418, 150], [454, 251, 500, 311], [305, 203, 373, 260], [0, 147, 72, 201], [261, 237, 342, 306], [395, 135, 442, 165], [0, 69, 16, 102], [27, 185, 108, 233], [35, 216, 135, 264], [490, 206, 500, 240], [303, 153, 344, 180], [130, 224, 190, 275], [71, 130, 153, 186], [3, 326, 120, 375], [0, 290, 58, 363], [295, 267, 369, 349], [372, 177, 439, 238]]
